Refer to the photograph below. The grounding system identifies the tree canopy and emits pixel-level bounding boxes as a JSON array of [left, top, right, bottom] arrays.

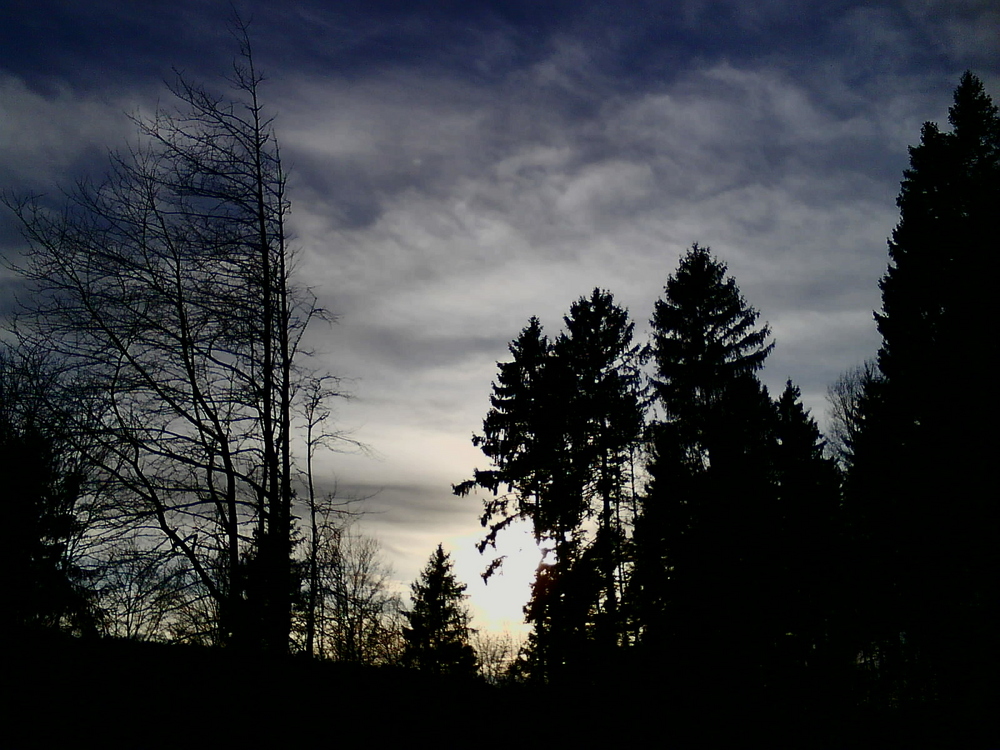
[[634, 245, 779, 679], [456, 289, 643, 682]]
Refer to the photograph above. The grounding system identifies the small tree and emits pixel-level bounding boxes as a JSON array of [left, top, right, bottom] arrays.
[[0, 346, 99, 636], [308, 521, 403, 666], [471, 629, 522, 685], [402, 545, 477, 677], [94, 537, 189, 641], [825, 360, 881, 471]]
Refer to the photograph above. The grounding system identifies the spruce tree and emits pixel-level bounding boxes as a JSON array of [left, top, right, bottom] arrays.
[[551, 290, 644, 664], [455, 318, 562, 559], [634, 244, 777, 687], [402, 545, 477, 677], [456, 291, 643, 683], [769, 381, 841, 687], [852, 72, 999, 701]]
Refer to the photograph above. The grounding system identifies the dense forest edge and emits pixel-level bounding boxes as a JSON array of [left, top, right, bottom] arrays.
[[2, 24, 996, 746]]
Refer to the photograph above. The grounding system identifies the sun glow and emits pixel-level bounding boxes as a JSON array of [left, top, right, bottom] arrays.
[[449, 518, 541, 635]]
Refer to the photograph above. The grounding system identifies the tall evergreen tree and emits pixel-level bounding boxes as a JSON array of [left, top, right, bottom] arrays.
[[851, 72, 999, 701], [402, 545, 477, 677], [457, 317, 568, 563], [768, 381, 841, 688], [633, 244, 777, 688], [550, 290, 644, 664], [456, 290, 643, 683]]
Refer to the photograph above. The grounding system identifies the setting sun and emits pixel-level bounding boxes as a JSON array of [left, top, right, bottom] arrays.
[[450, 518, 540, 635]]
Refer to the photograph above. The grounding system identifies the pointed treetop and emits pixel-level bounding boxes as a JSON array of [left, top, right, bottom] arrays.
[[949, 72, 1000, 146], [651, 243, 774, 415], [402, 544, 477, 676]]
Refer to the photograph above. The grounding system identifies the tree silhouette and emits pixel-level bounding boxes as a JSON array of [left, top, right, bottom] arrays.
[[303, 521, 403, 665], [456, 317, 560, 562], [825, 360, 881, 471], [456, 290, 643, 682], [553, 290, 644, 658], [767, 380, 841, 689], [849, 71, 999, 702], [402, 545, 477, 677], [0, 347, 98, 636], [3, 28, 334, 652], [633, 244, 778, 688]]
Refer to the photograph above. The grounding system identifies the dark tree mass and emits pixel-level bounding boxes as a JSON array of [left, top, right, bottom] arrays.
[[0, 348, 98, 636], [635, 244, 782, 683], [455, 73, 996, 742], [2, 30, 995, 743], [846, 71, 999, 710], [456, 288, 643, 683]]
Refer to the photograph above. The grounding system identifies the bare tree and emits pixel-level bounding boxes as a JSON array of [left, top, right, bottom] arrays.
[[304, 519, 404, 665], [471, 629, 523, 685], [3, 26, 333, 652], [94, 537, 189, 641], [297, 376, 365, 657], [826, 360, 881, 469]]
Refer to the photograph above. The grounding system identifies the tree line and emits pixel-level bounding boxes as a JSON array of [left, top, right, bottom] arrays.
[[2, 23, 995, 725], [457, 72, 998, 713]]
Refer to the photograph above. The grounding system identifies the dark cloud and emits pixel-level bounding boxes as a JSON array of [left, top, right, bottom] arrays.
[[2, 0, 996, 626], [0, 2, 233, 95], [341, 323, 501, 372]]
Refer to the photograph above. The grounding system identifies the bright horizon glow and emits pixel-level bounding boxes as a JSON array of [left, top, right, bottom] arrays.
[[447, 517, 539, 635]]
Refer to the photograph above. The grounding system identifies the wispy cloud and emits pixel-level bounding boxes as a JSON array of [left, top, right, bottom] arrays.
[[1, 0, 995, 620]]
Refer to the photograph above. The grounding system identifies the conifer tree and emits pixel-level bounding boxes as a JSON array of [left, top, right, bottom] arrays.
[[768, 381, 841, 685], [0, 348, 98, 636], [633, 244, 776, 685], [456, 291, 643, 682], [550, 290, 644, 664], [456, 318, 567, 564], [402, 545, 477, 677], [850, 72, 999, 700]]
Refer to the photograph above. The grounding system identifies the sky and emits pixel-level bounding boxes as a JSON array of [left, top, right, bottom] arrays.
[[2, 0, 997, 633]]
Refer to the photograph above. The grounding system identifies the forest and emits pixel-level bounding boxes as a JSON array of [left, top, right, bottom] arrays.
[[2, 28, 996, 745]]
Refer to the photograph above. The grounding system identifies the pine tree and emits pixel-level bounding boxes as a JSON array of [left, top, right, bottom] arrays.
[[851, 72, 999, 701], [456, 291, 643, 683], [455, 317, 567, 563], [768, 381, 841, 687], [550, 290, 644, 664], [402, 545, 477, 677], [633, 244, 777, 686]]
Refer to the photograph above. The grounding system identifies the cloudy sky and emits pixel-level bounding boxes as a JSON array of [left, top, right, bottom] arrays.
[[2, 0, 997, 631]]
